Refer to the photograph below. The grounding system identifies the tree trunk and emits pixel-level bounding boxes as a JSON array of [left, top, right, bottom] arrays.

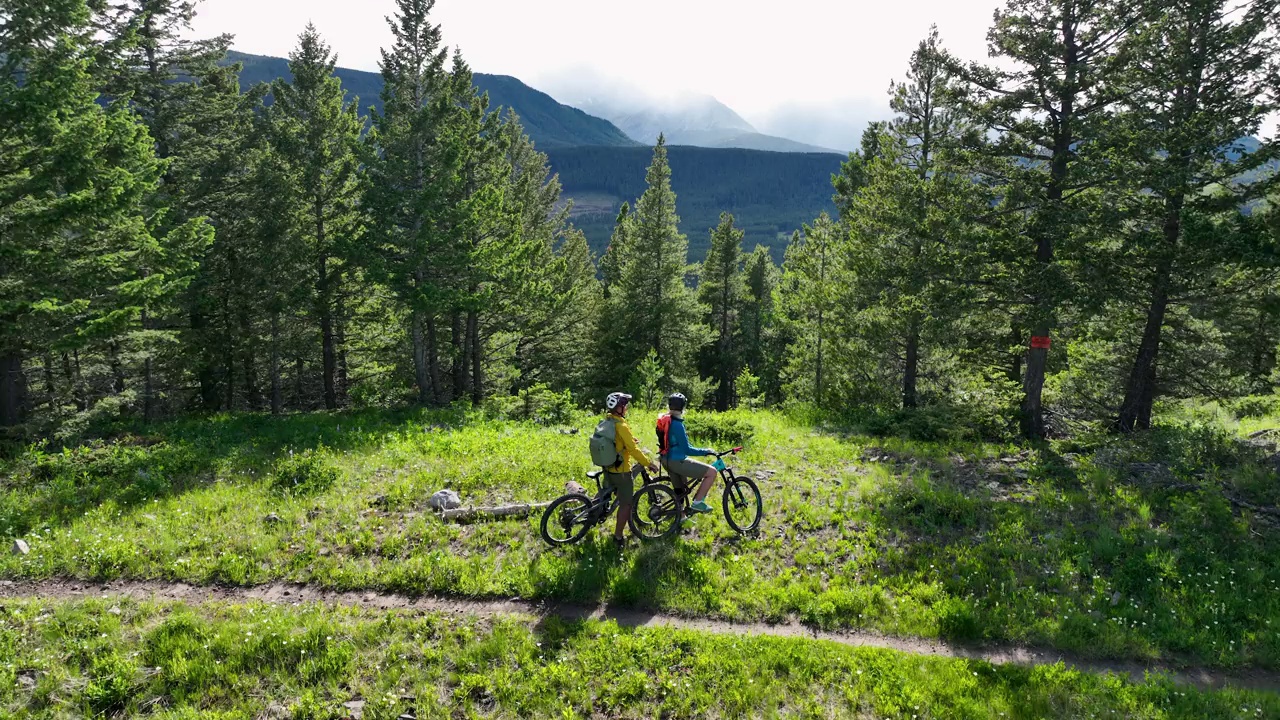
[[0, 350, 24, 427], [61, 352, 81, 412], [411, 310, 431, 406], [1007, 322, 1023, 383], [318, 255, 337, 411], [468, 309, 482, 406], [71, 350, 86, 411], [241, 308, 262, 409], [192, 309, 219, 411], [1117, 193, 1182, 433], [294, 357, 305, 409], [451, 311, 468, 401], [270, 311, 283, 416], [902, 313, 921, 409], [141, 308, 155, 422], [42, 353, 56, 414], [426, 316, 442, 406], [335, 293, 350, 405], [1116, 273, 1169, 432], [108, 342, 126, 396]]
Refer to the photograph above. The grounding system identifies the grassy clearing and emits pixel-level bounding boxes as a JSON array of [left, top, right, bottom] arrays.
[[1, 407, 1278, 669], [1, 597, 1276, 719]]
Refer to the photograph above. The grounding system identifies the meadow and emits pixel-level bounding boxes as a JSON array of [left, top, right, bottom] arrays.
[[2, 597, 1277, 719], [2, 404, 1278, 674]]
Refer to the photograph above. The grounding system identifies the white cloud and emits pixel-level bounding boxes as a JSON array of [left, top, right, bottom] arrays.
[[192, 0, 1003, 129]]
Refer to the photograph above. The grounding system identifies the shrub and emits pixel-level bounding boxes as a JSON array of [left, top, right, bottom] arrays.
[[490, 383, 577, 425], [683, 414, 755, 445], [1228, 394, 1279, 420], [270, 448, 340, 496]]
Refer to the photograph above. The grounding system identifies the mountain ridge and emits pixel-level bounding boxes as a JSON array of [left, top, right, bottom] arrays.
[[226, 50, 638, 149]]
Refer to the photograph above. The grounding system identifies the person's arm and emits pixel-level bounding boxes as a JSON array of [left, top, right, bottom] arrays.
[[616, 420, 652, 467], [672, 420, 714, 456]]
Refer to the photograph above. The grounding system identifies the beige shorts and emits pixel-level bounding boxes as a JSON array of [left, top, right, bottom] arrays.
[[662, 457, 714, 487]]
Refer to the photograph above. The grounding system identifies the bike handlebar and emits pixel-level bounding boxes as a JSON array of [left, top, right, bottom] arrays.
[[713, 446, 744, 458]]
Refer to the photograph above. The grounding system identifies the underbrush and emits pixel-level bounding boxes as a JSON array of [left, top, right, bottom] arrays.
[[1, 405, 1278, 670], [1, 598, 1274, 719]]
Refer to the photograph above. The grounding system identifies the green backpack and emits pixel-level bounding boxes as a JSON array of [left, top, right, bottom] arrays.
[[589, 417, 621, 468]]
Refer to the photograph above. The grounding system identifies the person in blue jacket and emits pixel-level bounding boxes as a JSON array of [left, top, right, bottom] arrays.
[[657, 393, 718, 514]]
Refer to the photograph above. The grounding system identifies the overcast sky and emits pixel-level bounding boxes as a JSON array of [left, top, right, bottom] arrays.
[[191, 0, 1006, 147]]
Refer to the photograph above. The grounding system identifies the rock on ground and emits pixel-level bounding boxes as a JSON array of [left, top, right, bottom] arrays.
[[427, 489, 462, 510]]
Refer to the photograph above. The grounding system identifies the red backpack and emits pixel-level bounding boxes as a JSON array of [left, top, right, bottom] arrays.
[[655, 413, 671, 456]]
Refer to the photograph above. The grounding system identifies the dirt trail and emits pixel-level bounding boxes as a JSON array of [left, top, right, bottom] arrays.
[[2, 577, 1278, 693]]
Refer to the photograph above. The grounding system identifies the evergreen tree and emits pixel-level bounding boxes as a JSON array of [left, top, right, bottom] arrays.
[[269, 24, 366, 410], [779, 215, 847, 409], [698, 213, 746, 410], [0, 0, 207, 428], [599, 136, 703, 388], [1107, 0, 1278, 431], [959, 0, 1137, 437], [363, 0, 452, 406], [845, 28, 988, 409], [599, 202, 632, 299], [741, 245, 782, 402]]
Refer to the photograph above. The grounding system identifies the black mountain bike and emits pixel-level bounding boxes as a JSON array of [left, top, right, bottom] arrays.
[[540, 467, 653, 546], [630, 447, 763, 540]]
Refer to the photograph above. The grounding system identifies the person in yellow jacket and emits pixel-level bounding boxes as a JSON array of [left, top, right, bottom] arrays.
[[603, 392, 660, 546]]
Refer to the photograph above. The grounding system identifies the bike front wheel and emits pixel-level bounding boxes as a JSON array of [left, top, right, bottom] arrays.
[[722, 477, 762, 534], [540, 493, 595, 546], [629, 484, 682, 540]]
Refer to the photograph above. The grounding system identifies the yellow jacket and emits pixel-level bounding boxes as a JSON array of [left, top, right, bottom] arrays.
[[607, 412, 651, 473]]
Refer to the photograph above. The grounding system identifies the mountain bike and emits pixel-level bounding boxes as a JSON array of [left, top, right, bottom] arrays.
[[629, 447, 763, 540], [540, 467, 652, 546]]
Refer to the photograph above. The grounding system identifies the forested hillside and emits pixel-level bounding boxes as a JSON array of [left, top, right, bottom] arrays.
[[546, 145, 844, 257], [229, 50, 637, 148], [2, 0, 1277, 447]]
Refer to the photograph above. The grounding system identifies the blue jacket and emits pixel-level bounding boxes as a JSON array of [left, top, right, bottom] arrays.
[[664, 415, 713, 462]]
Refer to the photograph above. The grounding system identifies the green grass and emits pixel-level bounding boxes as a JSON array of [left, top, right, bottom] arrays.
[[1, 406, 1278, 669], [2, 597, 1276, 719]]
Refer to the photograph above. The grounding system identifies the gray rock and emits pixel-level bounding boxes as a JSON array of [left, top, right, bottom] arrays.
[[108, 606, 122, 616], [343, 699, 366, 719], [264, 512, 282, 524], [1110, 591, 1122, 606], [11, 539, 29, 556], [427, 489, 462, 510]]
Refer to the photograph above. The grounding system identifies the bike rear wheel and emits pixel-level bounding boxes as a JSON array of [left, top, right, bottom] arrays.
[[722, 476, 762, 534], [630, 484, 682, 540], [540, 493, 595, 546]]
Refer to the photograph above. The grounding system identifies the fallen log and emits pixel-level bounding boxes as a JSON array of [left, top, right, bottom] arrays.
[[440, 501, 551, 523]]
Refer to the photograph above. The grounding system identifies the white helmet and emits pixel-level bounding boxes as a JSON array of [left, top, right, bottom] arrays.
[[605, 392, 632, 411]]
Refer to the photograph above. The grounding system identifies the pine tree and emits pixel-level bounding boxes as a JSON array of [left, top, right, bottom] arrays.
[[599, 203, 632, 299], [845, 28, 988, 409], [599, 136, 703, 388], [958, 0, 1138, 437], [698, 213, 746, 410], [0, 0, 203, 428], [1108, 0, 1278, 431], [363, 0, 452, 406], [270, 24, 366, 410], [778, 215, 846, 409], [741, 245, 782, 401]]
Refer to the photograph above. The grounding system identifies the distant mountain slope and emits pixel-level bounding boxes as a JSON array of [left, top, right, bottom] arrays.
[[545, 145, 845, 260], [550, 85, 841, 153], [227, 51, 638, 149]]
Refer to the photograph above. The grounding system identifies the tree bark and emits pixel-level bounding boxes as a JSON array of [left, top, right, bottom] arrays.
[[270, 311, 283, 416], [318, 255, 337, 411], [142, 308, 155, 422], [451, 311, 467, 401], [1116, 272, 1169, 432], [426, 316, 442, 406], [902, 313, 921, 409], [411, 310, 430, 406], [468, 309, 482, 406], [335, 293, 350, 405], [0, 350, 24, 427], [241, 310, 261, 412], [294, 357, 305, 409], [193, 309, 219, 411]]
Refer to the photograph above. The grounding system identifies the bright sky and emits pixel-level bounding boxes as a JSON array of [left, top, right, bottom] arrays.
[[192, 0, 1003, 141]]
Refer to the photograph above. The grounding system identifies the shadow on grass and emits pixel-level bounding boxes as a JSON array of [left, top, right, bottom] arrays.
[[863, 424, 1280, 664], [0, 406, 484, 538]]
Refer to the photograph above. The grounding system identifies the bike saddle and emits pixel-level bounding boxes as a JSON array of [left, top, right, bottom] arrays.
[[586, 470, 603, 480]]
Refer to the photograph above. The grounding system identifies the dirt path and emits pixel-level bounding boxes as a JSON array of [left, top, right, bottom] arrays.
[[2, 577, 1278, 693]]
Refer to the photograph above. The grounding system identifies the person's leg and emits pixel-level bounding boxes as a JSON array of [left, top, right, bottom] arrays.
[[693, 466, 717, 503], [610, 469, 638, 541]]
